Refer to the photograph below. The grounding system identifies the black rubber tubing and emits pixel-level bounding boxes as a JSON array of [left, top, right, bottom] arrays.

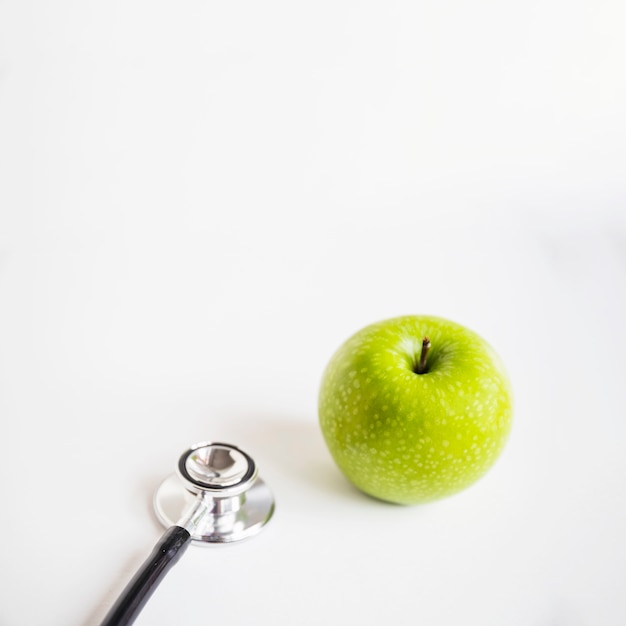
[[100, 525, 191, 626]]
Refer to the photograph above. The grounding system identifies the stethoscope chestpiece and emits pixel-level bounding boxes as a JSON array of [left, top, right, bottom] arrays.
[[154, 442, 275, 544]]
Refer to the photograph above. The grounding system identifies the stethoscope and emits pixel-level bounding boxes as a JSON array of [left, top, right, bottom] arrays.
[[101, 442, 275, 626]]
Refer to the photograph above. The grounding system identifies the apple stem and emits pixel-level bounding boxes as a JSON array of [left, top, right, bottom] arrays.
[[416, 337, 431, 374]]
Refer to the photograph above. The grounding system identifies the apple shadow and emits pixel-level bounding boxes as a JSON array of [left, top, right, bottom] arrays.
[[191, 411, 371, 507], [245, 415, 366, 501]]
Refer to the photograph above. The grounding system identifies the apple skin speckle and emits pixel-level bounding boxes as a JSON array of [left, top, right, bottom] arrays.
[[318, 315, 513, 505]]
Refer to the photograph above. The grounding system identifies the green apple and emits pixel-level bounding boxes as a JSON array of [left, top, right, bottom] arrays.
[[318, 315, 513, 504]]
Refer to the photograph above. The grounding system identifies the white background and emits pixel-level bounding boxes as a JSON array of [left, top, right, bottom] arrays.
[[1, 1, 625, 625]]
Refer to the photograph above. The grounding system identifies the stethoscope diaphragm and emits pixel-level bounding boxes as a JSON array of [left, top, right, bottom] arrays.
[[154, 441, 275, 544]]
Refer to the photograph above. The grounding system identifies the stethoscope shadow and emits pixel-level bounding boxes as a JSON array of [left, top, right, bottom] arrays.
[[85, 454, 181, 626], [83, 414, 371, 625], [83, 546, 153, 626]]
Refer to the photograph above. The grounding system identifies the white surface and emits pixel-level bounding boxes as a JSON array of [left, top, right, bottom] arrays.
[[1, 1, 625, 625]]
